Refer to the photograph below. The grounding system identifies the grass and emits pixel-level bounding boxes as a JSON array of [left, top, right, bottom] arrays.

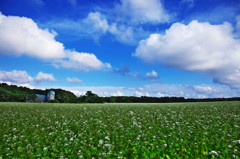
[[0, 102, 240, 158]]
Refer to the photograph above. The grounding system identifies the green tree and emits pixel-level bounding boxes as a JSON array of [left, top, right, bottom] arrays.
[[109, 96, 116, 103], [86, 91, 98, 97]]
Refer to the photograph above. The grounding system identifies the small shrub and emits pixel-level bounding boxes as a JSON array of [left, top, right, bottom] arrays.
[[48, 99, 59, 103]]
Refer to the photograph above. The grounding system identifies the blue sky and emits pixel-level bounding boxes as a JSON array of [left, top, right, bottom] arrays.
[[0, 0, 240, 98]]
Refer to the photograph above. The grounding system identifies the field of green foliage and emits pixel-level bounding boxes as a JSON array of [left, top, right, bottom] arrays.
[[0, 102, 239, 158]]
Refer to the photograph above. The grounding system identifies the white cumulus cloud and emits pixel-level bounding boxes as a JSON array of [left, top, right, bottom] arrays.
[[66, 77, 82, 83], [35, 72, 55, 83], [0, 70, 55, 84], [56, 51, 111, 71], [0, 70, 33, 84], [135, 20, 240, 89], [0, 12, 110, 71], [0, 12, 65, 60]]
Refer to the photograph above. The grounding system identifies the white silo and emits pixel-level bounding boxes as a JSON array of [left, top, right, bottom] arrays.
[[48, 90, 55, 101]]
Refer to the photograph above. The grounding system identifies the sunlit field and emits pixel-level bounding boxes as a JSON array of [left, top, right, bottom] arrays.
[[0, 102, 239, 158]]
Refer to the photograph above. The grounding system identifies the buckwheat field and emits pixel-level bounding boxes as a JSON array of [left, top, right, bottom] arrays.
[[0, 102, 239, 158]]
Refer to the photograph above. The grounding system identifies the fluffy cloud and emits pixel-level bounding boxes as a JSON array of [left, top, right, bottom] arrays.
[[83, 12, 109, 34], [56, 51, 111, 71], [116, 0, 170, 24], [0, 12, 65, 60], [145, 70, 159, 81], [0, 70, 55, 84], [66, 77, 82, 83], [35, 72, 55, 83], [0, 12, 109, 71], [135, 20, 240, 89], [0, 70, 33, 84]]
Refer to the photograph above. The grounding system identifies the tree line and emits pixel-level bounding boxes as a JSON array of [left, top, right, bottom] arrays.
[[0, 83, 239, 103]]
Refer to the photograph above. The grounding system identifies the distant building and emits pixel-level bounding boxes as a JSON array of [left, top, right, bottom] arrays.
[[35, 94, 47, 102], [35, 90, 55, 102], [47, 90, 55, 101]]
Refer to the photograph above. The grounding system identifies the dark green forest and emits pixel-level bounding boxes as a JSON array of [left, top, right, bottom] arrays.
[[0, 83, 77, 103], [0, 83, 239, 103]]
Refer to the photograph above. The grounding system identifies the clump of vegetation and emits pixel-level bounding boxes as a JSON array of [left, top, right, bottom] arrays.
[[0, 83, 35, 102], [0, 83, 77, 103], [0, 102, 239, 158], [48, 99, 59, 103]]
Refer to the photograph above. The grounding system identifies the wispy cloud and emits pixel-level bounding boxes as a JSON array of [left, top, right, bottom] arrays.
[[180, 0, 194, 8], [66, 77, 82, 83], [185, 4, 240, 24], [30, 0, 44, 7], [236, 15, 240, 36], [113, 65, 139, 78], [113, 66, 160, 82], [43, 12, 146, 44], [115, 0, 170, 24], [68, 0, 77, 6]]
